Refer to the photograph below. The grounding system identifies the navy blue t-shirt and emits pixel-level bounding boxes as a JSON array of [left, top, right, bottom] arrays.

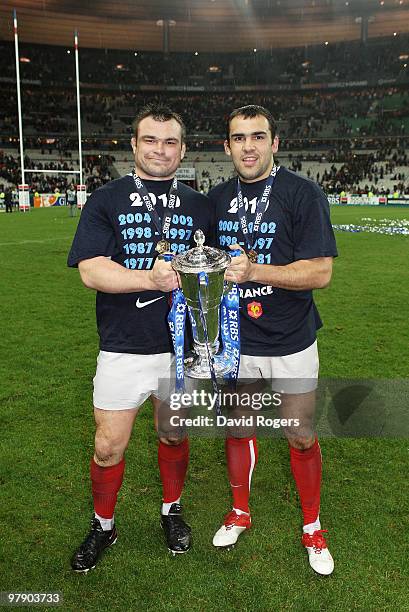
[[68, 174, 214, 354], [209, 167, 338, 357]]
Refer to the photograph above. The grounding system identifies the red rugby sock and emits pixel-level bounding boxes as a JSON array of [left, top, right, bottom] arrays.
[[226, 435, 258, 514], [289, 436, 322, 526], [90, 457, 125, 519], [158, 438, 189, 503]]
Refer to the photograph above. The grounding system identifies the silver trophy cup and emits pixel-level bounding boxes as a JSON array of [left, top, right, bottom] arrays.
[[171, 230, 232, 378]]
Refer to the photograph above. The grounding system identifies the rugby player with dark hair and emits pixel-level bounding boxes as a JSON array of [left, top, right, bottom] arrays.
[[209, 105, 337, 575], [68, 104, 213, 571]]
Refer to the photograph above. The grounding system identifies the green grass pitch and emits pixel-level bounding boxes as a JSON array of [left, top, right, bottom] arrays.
[[0, 205, 408, 611]]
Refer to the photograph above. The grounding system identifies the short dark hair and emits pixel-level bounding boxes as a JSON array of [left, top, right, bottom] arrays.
[[132, 103, 186, 143], [226, 105, 277, 141]]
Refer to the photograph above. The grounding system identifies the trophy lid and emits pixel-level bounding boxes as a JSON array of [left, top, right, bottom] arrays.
[[172, 229, 231, 274]]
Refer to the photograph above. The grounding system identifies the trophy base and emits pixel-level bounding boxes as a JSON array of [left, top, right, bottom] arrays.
[[184, 354, 233, 379]]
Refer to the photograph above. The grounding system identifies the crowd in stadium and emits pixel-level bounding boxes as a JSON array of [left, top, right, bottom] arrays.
[[1, 141, 408, 197], [1, 34, 408, 197], [0, 150, 114, 194], [1, 34, 408, 87], [1, 86, 408, 144]]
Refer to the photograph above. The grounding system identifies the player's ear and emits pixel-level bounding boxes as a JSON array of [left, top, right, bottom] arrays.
[[272, 135, 279, 154], [224, 140, 231, 156], [131, 136, 137, 154], [181, 142, 186, 160]]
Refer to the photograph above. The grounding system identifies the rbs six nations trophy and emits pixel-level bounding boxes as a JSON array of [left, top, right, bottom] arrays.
[[167, 230, 240, 389]]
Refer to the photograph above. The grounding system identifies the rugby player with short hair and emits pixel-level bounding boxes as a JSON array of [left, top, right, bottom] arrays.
[[68, 104, 213, 571], [208, 105, 337, 575]]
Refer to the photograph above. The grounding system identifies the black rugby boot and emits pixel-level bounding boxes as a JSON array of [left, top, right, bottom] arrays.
[[71, 517, 117, 573], [160, 503, 192, 555]]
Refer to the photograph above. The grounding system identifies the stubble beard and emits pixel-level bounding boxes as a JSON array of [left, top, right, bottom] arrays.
[[236, 156, 273, 183], [136, 156, 178, 180]]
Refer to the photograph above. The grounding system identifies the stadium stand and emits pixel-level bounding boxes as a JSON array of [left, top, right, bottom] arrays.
[[1, 35, 408, 197], [1, 35, 408, 87]]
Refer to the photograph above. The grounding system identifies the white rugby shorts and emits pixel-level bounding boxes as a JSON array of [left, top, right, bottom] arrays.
[[93, 351, 174, 410], [238, 340, 319, 394]]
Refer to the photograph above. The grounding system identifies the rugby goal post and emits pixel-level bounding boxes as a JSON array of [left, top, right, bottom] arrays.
[[18, 184, 30, 212], [76, 184, 87, 209], [13, 12, 84, 211]]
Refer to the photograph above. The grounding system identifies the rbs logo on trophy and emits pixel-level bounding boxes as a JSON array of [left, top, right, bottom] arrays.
[[247, 301, 263, 319]]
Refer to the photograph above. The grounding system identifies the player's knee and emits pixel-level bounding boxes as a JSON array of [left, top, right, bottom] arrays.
[[94, 444, 121, 464], [287, 434, 315, 450], [95, 429, 127, 462], [159, 435, 187, 446]]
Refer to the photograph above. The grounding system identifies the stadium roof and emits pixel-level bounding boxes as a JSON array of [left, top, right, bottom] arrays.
[[1, 0, 408, 52]]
